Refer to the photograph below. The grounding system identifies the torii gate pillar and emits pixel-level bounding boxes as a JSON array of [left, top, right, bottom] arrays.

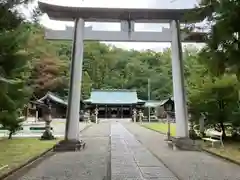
[[171, 20, 188, 138], [54, 18, 86, 151], [65, 18, 84, 140]]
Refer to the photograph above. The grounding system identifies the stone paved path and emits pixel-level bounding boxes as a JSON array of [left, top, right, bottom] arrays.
[[15, 120, 178, 180], [123, 122, 240, 180], [17, 120, 240, 180], [111, 123, 178, 180], [18, 123, 110, 180]]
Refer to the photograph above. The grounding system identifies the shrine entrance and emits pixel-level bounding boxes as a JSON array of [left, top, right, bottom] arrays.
[[97, 106, 131, 118], [38, 1, 205, 147]]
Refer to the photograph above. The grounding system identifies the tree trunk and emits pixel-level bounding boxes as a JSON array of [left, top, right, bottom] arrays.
[[220, 121, 226, 139], [235, 72, 240, 100], [8, 131, 13, 139]]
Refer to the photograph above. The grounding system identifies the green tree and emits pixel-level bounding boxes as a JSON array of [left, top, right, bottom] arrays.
[[189, 75, 238, 137], [0, 1, 33, 138], [194, 0, 240, 79], [81, 71, 92, 99], [0, 24, 32, 139]]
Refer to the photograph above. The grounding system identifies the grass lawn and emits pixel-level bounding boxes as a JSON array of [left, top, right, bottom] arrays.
[[142, 122, 176, 136], [0, 138, 60, 176], [201, 141, 240, 164]]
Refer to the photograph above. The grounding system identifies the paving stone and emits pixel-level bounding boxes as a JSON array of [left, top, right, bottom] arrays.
[[111, 168, 142, 178], [139, 166, 177, 179], [134, 155, 164, 167]]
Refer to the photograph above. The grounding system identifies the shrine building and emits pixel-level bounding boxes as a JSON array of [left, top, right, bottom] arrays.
[[83, 89, 145, 118]]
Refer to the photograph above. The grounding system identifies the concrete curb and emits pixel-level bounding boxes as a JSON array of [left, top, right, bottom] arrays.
[[1, 123, 92, 180]]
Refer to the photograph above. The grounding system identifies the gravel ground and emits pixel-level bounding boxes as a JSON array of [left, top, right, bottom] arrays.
[[123, 122, 240, 180], [18, 123, 110, 180]]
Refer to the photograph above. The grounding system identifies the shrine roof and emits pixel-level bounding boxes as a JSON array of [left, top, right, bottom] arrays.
[[38, 1, 206, 23], [37, 92, 67, 106], [144, 97, 174, 107], [160, 97, 173, 104], [84, 89, 145, 105], [144, 100, 163, 107]]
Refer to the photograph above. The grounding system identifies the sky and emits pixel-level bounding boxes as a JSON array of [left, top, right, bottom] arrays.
[[37, 0, 201, 51]]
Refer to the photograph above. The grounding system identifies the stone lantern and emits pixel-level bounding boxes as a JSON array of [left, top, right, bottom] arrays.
[[84, 110, 90, 123], [164, 102, 172, 141], [41, 99, 55, 140]]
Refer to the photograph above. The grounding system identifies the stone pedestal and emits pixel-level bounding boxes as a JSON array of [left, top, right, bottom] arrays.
[[53, 139, 86, 152], [170, 137, 201, 151]]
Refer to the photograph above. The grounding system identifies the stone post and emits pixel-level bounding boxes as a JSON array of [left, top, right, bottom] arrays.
[[170, 20, 188, 138], [54, 18, 85, 151], [95, 108, 98, 124], [167, 112, 171, 141], [139, 110, 143, 124], [132, 109, 137, 123], [35, 110, 38, 123]]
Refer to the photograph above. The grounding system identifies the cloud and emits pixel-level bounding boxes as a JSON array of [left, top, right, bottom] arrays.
[[40, 0, 201, 51]]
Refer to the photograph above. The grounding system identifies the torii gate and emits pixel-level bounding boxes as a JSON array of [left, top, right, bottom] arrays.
[[38, 1, 205, 151]]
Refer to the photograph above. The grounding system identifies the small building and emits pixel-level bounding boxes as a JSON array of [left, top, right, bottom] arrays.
[[157, 97, 175, 118], [144, 97, 175, 119], [83, 89, 145, 118], [36, 92, 68, 119], [144, 100, 163, 117]]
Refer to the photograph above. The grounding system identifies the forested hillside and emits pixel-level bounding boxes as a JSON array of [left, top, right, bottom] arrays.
[[27, 25, 205, 101]]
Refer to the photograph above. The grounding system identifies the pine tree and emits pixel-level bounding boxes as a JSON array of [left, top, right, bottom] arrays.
[[0, 2, 32, 139]]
